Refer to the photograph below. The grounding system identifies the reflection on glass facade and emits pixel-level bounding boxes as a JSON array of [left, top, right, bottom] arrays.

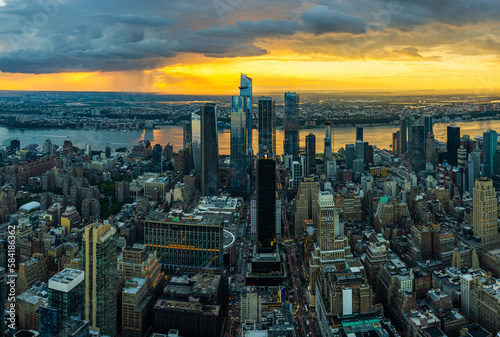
[[191, 111, 201, 172], [257, 153, 276, 253], [231, 96, 248, 198], [284, 92, 299, 156], [201, 103, 219, 196], [239, 74, 253, 157], [258, 97, 276, 155], [324, 120, 333, 160]]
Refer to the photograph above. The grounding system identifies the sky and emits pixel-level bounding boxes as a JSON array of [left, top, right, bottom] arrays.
[[0, 0, 499, 95]]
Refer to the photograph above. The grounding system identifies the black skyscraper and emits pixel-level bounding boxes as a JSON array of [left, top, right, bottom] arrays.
[[305, 133, 316, 175], [201, 103, 219, 196], [409, 125, 426, 172], [447, 125, 460, 167], [356, 126, 363, 142], [399, 117, 408, 155], [421, 115, 433, 152], [258, 97, 276, 154], [256, 154, 276, 253]]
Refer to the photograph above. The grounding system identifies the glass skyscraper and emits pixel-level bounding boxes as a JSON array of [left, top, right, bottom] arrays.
[[482, 129, 497, 178], [240, 74, 253, 158], [258, 96, 276, 154], [284, 92, 299, 156], [305, 133, 316, 175], [201, 103, 219, 196], [324, 121, 333, 160], [231, 96, 249, 198], [191, 110, 201, 172]]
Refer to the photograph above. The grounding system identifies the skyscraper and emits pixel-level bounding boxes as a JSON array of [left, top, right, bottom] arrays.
[[345, 144, 355, 169], [409, 125, 425, 172], [421, 115, 433, 152], [316, 191, 337, 251], [392, 131, 400, 154], [305, 133, 316, 176], [201, 103, 219, 196], [284, 92, 299, 157], [240, 74, 253, 158], [83, 223, 118, 337], [191, 111, 202, 172], [39, 268, 86, 337], [324, 121, 333, 160], [258, 97, 276, 154], [426, 131, 437, 166], [231, 96, 248, 198], [256, 153, 276, 253], [399, 117, 408, 155], [493, 148, 500, 188], [473, 178, 499, 250], [152, 143, 163, 173], [356, 126, 363, 142], [447, 125, 460, 167], [482, 129, 497, 178]]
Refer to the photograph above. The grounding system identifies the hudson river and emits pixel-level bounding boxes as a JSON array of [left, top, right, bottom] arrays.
[[1, 119, 499, 155]]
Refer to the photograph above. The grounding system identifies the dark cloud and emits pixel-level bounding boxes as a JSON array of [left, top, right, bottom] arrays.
[[301, 5, 367, 35], [0, 0, 498, 73]]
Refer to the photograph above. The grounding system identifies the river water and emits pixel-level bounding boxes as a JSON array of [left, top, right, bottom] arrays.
[[1, 119, 498, 156]]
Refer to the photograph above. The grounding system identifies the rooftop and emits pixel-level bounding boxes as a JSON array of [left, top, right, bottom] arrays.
[[48, 268, 84, 293]]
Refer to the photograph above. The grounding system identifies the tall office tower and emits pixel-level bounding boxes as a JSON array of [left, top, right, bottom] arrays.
[[294, 177, 319, 237], [482, 129, 498, 178], [421, 115, 433, 152], [240, 74, 253, 158], [356, 126, 363, 142], [392, 131, 400, 154], [152, 144, 163, 173], [426, 131, 438, 165], [190, 110, 202, 172], [468, 150, 482, 191], [83, 223, 118, 337], [355, 140, 365, 164], [201, 103, 219, 196], [256, 153, 276, 253], [85, 144, 92, 156], [399, 117, 408, 155], [284, 92, 299, 156], [145, 211, 223, 273], [409, 125, 426, 172], [345, 144, 355, 169], [324, 121, 333, 160], [39, 268, 86, 337], [305, 133, 316, 175], [447, 125, 460, 167], [105, 146, 111, 158], [316, 191, 336, 250], [258, 97, 276, 154], [231, 96, 249, 198], [493, 148, 500, 188], [473, 178, 499, 250]]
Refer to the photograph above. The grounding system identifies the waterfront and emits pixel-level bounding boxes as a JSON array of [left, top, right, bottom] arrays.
[[1, 119, 499, 156]]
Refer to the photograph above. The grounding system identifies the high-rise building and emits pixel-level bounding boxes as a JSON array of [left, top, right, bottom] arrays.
[[305, 133, 316, 175], [316, 191, 337, 250], [399, 117, 408, 155], [201, 103, 219, 196], [345, 144, 355, 169], [447, 125, 460, 167], [230, 96, 249, 198], [83, 223, 118, 337], [356, 126, 363, 142], [257, 96, 276, 154], [409, 125, 426, 172], [392, 131, 400, 154], [482, 129, 497, 178], [294, 177, 319, 237], [152, 143, 163, 173], [188, 110, 202, 172], [355, 140, 365, 164], [283, 92, 299, 156], [39, 268, 86, 337], [144, 211, 223, 273], [426, 131, 437, 165], [473, 178, 499, 251], [256, 153, 276, 253], [324, 121, 333, 160], [105, 146, 111, 158], [240, 74, 253, 158], [421, 115, 433, 152]]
